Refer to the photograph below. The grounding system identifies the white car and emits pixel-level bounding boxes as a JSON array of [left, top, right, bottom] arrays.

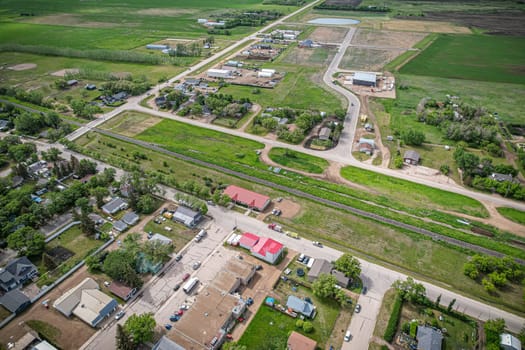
[[115, 310, 125, 320], [312, 241, 323, 247]]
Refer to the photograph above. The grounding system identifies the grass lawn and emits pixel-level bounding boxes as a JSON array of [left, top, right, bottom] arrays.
[[46, 224, 103, 259], [99, 111, 162, 137], [496, 207, 525, 225], [399, 302, 477, 350], [0, 306, 11, 321], [143, 217, 195, 251], [400, 34, 525, 84], [74, 132, 525, 314], [373, 288, 398, 337], [268, 147, 329, 174], [340, 166, 487, 218]]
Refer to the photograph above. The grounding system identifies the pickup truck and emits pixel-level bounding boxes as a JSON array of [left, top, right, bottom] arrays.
[[268, 223, 282, 232], [285, 231, 299, 239]]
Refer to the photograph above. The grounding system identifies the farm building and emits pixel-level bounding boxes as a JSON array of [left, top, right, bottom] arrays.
[[286, 295, 316, 318], [318, 127, 331, 141], [146, 44, 169, 50], [250, 237, 284, 264], [416, 326, 443, 350], [53, 277, 118, 328], [353, 72, 377, 87], [0, 256, 38, 292], [223, 185, 271, 211], [108, 281, 137, 302], [287, 331, 317, 350], [403, 150, 420, 165], [172, 206, 202, 228], [239, 232, 260, 249], [207, 69, 233, 79], [102, 197, 128, 215], [257, 68, 276, 78]]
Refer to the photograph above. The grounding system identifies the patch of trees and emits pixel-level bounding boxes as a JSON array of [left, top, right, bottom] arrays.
[[279, 111, 323, 144], [400, 129, 425, 146], [181, 93, 251, 119], [52, 154, 97, 179], [214, 10, 282, 29], [463, 254, 524, 293], [168, 42, 202, 57], [120, 171, 162, 214], [384, 293, 403, 342], [116, 313, 156, 349], [70, 99, 102, 119], [164, 91, 188, 110], [263, 0, 305, 5], [484, 319, 506, 350], [101, 77, 151, 96], [334, 253, 361, 280], [0, 44, 174, 65], [207, 28, 232, 36], [418, 98, 500, 147], [312, 273, 347, 306], [0, 86, 53, 109], [314, 2, 389, 12]]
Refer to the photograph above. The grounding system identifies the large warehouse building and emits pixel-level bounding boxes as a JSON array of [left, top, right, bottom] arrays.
[[353, 72, 377, 87], [207, 69, 233, 79]]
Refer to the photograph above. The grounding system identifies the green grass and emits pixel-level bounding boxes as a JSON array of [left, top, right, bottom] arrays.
[[373, 288, 397, 337], [74, 132, 525, 314], [400, 303, 477, 350], [340, 166, 486, 218], [268, 147, 329, 174], [497, 207, 525, 225], [400, 34, 525, 84], [143, 217, 194, 251], [46, 225, 103, 259]]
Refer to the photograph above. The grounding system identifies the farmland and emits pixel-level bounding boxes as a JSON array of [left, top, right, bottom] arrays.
[[400, 34, 525, 84]]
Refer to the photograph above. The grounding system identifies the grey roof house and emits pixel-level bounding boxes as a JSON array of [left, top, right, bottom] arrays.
[[0, 289, 31, 313], [122, 212, 139, 226], [404, 150, 420, 165], [102, 197, 128, 215], [490, 173, 514, 183], [416, 326, 443, 350], [152, 336, 186, 350], [112, 220, 128, 232], [331, 269, 350, 288], [501, 333, 522, 350], [172, 206, 202, 228], [286, 295, 316, 318], [318, 127, 331, 141], [0, 256, 38, 292], [307, 259, 333, 282]]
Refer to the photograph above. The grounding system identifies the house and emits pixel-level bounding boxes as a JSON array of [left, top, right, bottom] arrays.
[[0, 256, 38, 292], [250, 237, 284, 264], [307, 259, 332, 282], [172, 206, 202, 228], [353, 72, 377, 87], [108, 281, 137, 302], [152, 336, 186, 350], [53, 277, 118, 327], [150, 233, 173, 245], [318, 127, 331, 141], [0, 119, 9, 131], [122, 211, 139, 226], [101, 197, 128, 215], [112, 220, 128, 232], [358, 142, 373, 155], [27, 160, 50, 178], [404, 150, 420, 165], [88, 213, 104, 225], [501, 333, 522, 350], [0, 289, 30, 313], [239, 232, 260, 249], [490, 173, 514, 182], [416, 326, 443, 350], [286, 295, 315, 318], [287, 331, 317, 350], [331, 269, 350, 288], [299, 39, 313, 48], [155, 95, 168, 108], [223, 185, 271, 211]]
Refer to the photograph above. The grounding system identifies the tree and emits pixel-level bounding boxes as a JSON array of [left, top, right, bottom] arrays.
[[439, 164, 450, 176], [447, 298, 456, 312], [302, 321, 313, 333], [484, 318, 505, 345], [124, 313, 156, 345], [222, 342, 247, 350], [482, 278, 496, 293], [136, 194, 156, 214], [7, 227, 45, 256], [435, 294, 441, 308], [42, 147, 61, 162], [392, 277, 426, 304], [91, 186, 109, 208], [103, 250, 142, 288], [142, 240, 173, 264], [116, 324, 135, 350], [334, 253, 361, 280], [312, 273, 337, 299], [394, 156, 403, 169], [401, 129, 425, 146]]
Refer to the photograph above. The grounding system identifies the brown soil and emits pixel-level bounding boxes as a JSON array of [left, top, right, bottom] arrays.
[[352, 28, 427, 48], [309, 27, 349, 43], [136, 8, 197, 16], [50, 68, 79, 77], [381, 19, 471, 34], [8, 63, 37, 71]]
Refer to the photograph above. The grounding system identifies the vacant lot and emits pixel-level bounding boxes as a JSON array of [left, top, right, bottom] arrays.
[[340, 47, 405, 71], [281, 46, 338, 67], [46, 225, 103, 263], [400, 34, 525, 84], [143, 217, 195, 249], [309, 26, 348, 43], [100, 111, 162, 137], [268, 147, 329, 174], [352, 29, 427, 48]]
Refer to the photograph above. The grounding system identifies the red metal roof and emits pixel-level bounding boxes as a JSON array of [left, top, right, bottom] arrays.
[[223, 185, 270, 210], [251, 237, 283, 256], [239, 232, 260, 248]]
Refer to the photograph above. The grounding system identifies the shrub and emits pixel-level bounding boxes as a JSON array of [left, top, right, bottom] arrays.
[[302, 321, 313, 333], [384, 294, 403, 342], [295, 319, 304, 328]]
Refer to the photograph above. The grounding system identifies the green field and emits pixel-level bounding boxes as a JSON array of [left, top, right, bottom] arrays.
[[143, 217, 195, 250], [400, 34, 525, 84], [74, 132, 525, 314], [497, 207, 525, 225], [268, 147, 329, 174], [46, 225, 103, 259], [340, 166, 487, 218]]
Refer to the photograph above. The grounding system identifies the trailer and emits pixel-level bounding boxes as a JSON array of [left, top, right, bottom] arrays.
[[182, 277, 199, 294]]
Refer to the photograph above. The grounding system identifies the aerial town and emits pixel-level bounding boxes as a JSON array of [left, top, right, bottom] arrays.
[[0, 0, 524, 350]]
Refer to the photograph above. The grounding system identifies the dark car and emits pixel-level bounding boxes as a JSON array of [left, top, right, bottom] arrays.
[[175, 254, 183, 262], [182, 273, 190, 281], [362, 286, 368, 295], [255, 265, 263, 271], [173, 283, 181, 291]]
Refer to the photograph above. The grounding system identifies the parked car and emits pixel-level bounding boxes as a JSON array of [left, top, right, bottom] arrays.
[[312, 241, 323, 247], [169, 314, 180, 322], [255, 265, 263, 271], [182, 273, 190, 281], [165, 324, 172, 330], [115, 310, 125, 320], [362, 286, 368, 295], [175, 309, 184, 316], [192, 261, 201, 270], [344, 331, 351, 342], [355, 304, 361, 313], [175, 254, 183, 262], [173, 283, 181, 291]]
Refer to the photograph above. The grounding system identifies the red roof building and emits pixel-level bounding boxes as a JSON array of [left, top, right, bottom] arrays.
[[250, 237, 284, 264], [108, 281, 137, 302], [239, 232, 260, 250], [223, 185, 271, 211], [287, 331, 317, 350]]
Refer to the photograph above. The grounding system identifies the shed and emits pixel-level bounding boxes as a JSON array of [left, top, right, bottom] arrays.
[[318, 127, 331, 141], [66, 80, 78, 87], [287, 331, 317, 350], [353, 72, 377, 87], [0, 289, 30, 313], [85, 84, 96, 91], [416, 326, 443, 350], [403, 150, 420, 165], [150, 233, 173, 245]]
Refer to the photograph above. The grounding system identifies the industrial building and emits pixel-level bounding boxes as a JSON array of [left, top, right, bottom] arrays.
[[207, 69, 233, 79], [353, 72, 377, 87]]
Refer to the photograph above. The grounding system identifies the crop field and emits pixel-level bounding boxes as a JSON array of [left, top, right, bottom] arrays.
[[0, 0, 297, 50], [74, 132, 525, 314], [268, 147, 329, 173], [400, 34, 525, 84], [340, 47, 404, 71]]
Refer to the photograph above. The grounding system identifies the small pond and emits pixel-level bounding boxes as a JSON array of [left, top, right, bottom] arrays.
[[307, 18, 360, 25]]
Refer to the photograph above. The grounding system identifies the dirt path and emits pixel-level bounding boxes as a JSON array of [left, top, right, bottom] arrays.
[[370, 336, 396, 350], [238, 104, 261, 132], [360, 95, 390, 168]]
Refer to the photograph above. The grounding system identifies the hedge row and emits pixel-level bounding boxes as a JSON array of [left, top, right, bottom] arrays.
[[384, 294, 403, 342]]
